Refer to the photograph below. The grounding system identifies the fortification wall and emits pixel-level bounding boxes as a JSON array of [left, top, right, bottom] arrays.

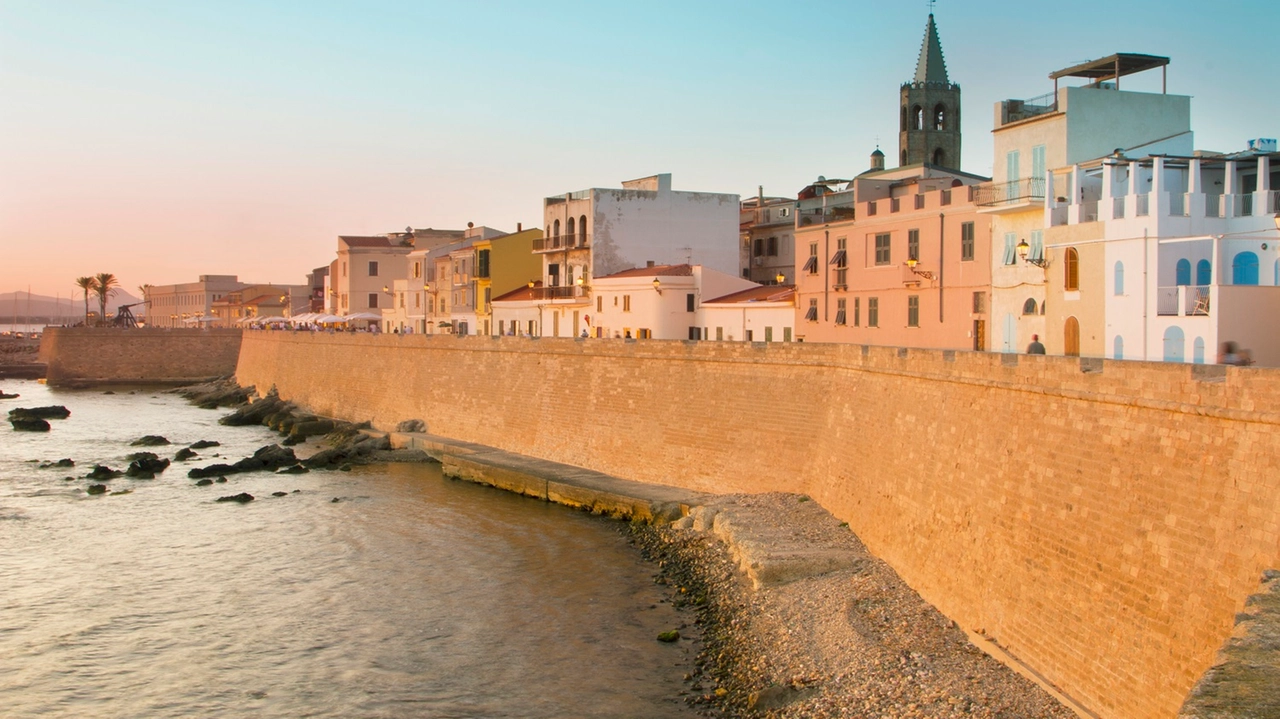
[[236, 332, 1280, 719], [40, 327, 242, 386]]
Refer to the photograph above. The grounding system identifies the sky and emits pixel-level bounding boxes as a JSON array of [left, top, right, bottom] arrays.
[[2, 0, 1277, 298]]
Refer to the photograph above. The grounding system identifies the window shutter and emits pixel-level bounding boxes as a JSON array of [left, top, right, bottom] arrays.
[[1003, 233, 1017, 265], [1030, 230, 1044, 261]]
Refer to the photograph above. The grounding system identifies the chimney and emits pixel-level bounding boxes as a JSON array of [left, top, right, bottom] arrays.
[[646, 260, 655, 268], [517, 222, 522, 232]]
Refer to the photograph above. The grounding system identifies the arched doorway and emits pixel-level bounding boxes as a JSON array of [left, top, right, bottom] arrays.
[[1175, 259, 1191, 286], [1163, 326, 1185, 362], [1002, 313, 1015, 352], [1196, 259, 1211, 286], [1233, 251, 1259, 285], [1064, 316, 1080, 356], [1193, 337, 1205, 364], [1113, 335, 1124, 360]]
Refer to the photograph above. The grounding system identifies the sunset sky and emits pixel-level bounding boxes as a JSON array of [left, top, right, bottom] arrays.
[[3, 0, 1277, 298]]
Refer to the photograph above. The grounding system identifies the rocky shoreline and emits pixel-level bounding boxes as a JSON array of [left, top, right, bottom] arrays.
[[630, 494, 1076, 719]]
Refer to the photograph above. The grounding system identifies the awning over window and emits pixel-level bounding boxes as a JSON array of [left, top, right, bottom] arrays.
[[829, 249, 847, 266], [802, 256, 818, 274], [834, 310, 846, 325], [804, 305, 818, 321]]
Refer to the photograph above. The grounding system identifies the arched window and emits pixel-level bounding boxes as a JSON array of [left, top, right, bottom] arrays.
[[1196, 259, 1211, 286], [579, 215, 588, 246], [1193, 337, 1205, 364], [1175, 258, 1191, 286], [913, 106, 924, 130], [1162, 326, 1185, 362], [1064, 248, 1079, 291], [901, 106, 909, 131], [1022, 298, 1037, 315], [1064, 316, 1080, 356], [1114, 261, 1124, 295], [566, 216, 575, 240], [553, 219, 561, 238], [934, 104, 946, 130], [932, 148, 945, 166], [1114, 335, 1124, 360], [1233, 251, 1259, 285], [901, 149, 908, 166]]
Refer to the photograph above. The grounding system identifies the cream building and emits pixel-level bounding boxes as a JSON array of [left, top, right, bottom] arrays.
[[589, 264, 754, 340]]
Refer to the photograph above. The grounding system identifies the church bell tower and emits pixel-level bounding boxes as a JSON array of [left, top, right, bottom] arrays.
[[899, 13, 961, 169]]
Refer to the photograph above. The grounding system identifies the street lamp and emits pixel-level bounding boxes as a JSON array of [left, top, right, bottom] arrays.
[[1017, 239, 1049, 268], [905, 257, 936, 280], [775, 272, 786, 285], [652, 278, 662, 294]]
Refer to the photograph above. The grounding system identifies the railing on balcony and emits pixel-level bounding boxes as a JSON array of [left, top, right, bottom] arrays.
[[1238, 194, 1254, 217], [796, 205, 855, 226], [1270, 190, 1280, 214], [1135, 193, 1149, 217], [975, 177, 1046, 207], [532, 233, 591, 251], [1079, 200, 1099, 223], [1169, 192, 1187, 217], [999, 91, 1058, 126], [1112, 196, 1126, 219], [1157, 286, 1211, 316], [528, 285, 590, 301], [1206, 194, 1222, 218]]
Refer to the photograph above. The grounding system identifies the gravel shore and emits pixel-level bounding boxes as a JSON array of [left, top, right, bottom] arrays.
[[630, 493, 1076, 719]]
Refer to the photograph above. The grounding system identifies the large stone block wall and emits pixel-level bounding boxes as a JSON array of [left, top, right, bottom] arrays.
[[236, 332, 1280, 719], [41, 327, 242, 386]]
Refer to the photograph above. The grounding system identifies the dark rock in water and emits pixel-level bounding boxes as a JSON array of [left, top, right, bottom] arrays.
[[183, 382, 251, 410], [9, 405, 71, 420], [109, 489, 132, 496], [281, 435, 303, 447], [126, 451, 159, 462], [130, 435, 170, 447], [331, 497, 341, 503], [173, 447, 198, 461], [188, 463, 235, 479], [86, 484, 108, 495], [126, 455, 170, 477], [215, 492, 254, 503], [194, 478, 214, 486], [656, 630, 680, 643], [188, 440, 220, 450], [339, 464, 352, 472], [396, 419, 427, 433], [64, 476, 74, 481], [11, 417, 51, 432], [187, 445, 301, 479], [291, 490, 300, 494], [40, 458, 75, 469], [0, 392, 19, 400], [271, 491, 288, 497], [102, 391, 115, 395], [303, 434, 390, 470], [86, 465, 122, 480], [276, 464, 309, 475], [215, 477, 227, 483], [219, 395, 286, 427]]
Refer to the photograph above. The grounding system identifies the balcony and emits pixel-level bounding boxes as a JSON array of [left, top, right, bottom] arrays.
[[1157, 285, 1211, 316], [533, 233, 590, 252], [796, 206, 855, 227], [998, 91, 1058, 127], [528, 285, 591, 302], [975, 178, 1046, 213]]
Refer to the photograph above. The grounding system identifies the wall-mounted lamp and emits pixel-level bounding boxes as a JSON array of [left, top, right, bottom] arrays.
[[904, 257, 936, 280], [382, 285, 391, 293], [775, 272, 786, 285], [527, 281, 535, 289], [576, 276, 584, 286], [652, 278, 662, 294], [1016, 239, 1049, 268]]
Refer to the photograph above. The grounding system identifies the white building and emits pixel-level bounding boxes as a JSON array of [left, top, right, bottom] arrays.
[[1045, 147, 1280, 365], [527, 173, 739, 338], [980, 53, 1193, 353], [589, 264, 754, 340], [699, 284, 797, 343], [145, 275, 251, 328]]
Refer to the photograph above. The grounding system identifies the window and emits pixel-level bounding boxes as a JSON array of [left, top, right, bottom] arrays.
[[874, 234, 891, 265], [908, 229, 919, 261], [765, 327, 773, 342], [1114, 335, 1124, 360], [934, 104, 946, 131], [1114, 261, 1125, 295], [368, 293, 379, 309], [1032, 145, 1046, 183], [476, 250, 490, 278], [686, 293, 695, 312], [804, 243, 819, 274], [778, 207, 791, 217], [688, 327, 701, 340], [399, 293, 405, 308], [913, 105, 924, 130], [1022, 298, 1037, 315], [1029, 230, 1044, 263], [867, 297, 879, 327], [907, 295, 919, 327], [1232, 252, 1259, 285], [368, 261, 379, 277], [961, 222, 975, 261], [835, 298, 847, 325], [1197, 259, 1212, 286], [414, 293, 420, 309], [597, 296, 603, 312], [716, 327, 723, 341], [1002, 233, 1017, 265], [804, 298, 818, 322], [1006, 150, 1020, 182], [1064, 248, 1080, 290], [830, 238, 847, 267], [784, 327, 792, 341], [853, 297, 860, 326], [972, 291, 986, 314], [767, 237, 778, 256], [413, 262, 421, 279], [914, 194, 925, 210], [623, 295, 631, 312], [745, 330, 753, 342], [753, 238, 764, 257]]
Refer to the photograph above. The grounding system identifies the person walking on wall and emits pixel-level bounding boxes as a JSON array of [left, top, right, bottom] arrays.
[[1026, 334, 1046, 354]]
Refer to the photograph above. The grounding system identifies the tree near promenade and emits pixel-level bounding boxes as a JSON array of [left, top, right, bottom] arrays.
[[74, 276, 95, 326], [93, 273, 119, 326]]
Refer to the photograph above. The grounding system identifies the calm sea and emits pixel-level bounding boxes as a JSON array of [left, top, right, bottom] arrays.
[[0, 379, 696, 718]]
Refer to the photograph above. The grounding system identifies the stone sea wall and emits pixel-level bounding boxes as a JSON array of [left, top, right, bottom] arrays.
[[235, 331, 1280, 719], [40, 327, 242, 386]]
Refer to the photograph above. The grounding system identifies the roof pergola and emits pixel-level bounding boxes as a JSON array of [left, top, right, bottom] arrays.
[[1050, 53, 1169, 94]]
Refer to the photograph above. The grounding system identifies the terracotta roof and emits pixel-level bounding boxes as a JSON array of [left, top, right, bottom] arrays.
[[241, 293, 280, 306], [339, 236, 393, 248], [702, 285, 796, 305], [597, 264, 693, 280], [491, 281, 542, 302]]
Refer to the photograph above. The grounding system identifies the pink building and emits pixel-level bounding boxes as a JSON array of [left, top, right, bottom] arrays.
[[794, 169, 992, 349]]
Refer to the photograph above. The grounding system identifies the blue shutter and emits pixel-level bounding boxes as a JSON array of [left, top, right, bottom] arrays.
[[1030, 230, 1044, 261], [1114, 261, 1125, 296], [1002, 233, 1017, 265], [1176, 259, 1191, 286], [1196, 259, 1211, 286], [1031, 145, 1046, 183], [1007, 151, 1020, 183]]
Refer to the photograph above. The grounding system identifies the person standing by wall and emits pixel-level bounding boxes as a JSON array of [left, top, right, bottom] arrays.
[[1026, 334, 1045, 354]]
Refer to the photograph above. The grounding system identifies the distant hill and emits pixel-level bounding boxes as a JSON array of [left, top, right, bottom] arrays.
[[1, 289, 143, 323]]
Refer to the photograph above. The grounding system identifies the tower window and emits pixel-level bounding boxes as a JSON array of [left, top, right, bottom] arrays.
[[913, 106, 924, 130], [934, 104, 946, 130], [932, 148, 945, 166]]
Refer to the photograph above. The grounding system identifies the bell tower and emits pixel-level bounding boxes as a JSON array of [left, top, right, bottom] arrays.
[[899, 13, 961, 169]]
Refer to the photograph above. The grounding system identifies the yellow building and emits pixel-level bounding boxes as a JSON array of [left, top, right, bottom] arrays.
[[474, 228, 542, 336]]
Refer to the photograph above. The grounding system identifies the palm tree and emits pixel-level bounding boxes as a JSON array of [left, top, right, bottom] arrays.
[[74, 276, 95, 326], [93, 273, 119, 326]]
